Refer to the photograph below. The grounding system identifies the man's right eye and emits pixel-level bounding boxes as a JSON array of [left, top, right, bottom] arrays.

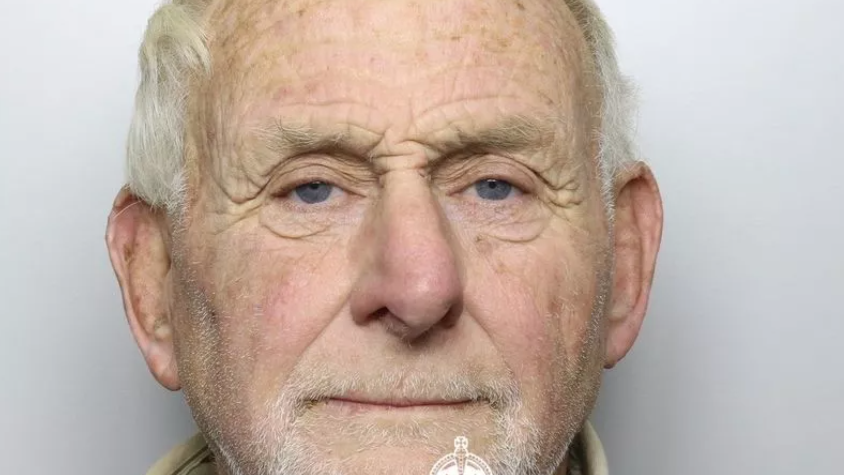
[[292, 181, 336, 204]]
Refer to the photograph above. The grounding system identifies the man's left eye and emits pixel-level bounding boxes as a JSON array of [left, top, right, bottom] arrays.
[[472, 179, 519, 201], [292, 181, 336, 204]]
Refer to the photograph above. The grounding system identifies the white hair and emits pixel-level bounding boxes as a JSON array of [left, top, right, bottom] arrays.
[[126, 0, 638, 214], [126, 0, 210, 213]]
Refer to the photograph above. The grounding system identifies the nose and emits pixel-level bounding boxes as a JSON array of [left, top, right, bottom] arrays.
[[349, 171, 463, 342]]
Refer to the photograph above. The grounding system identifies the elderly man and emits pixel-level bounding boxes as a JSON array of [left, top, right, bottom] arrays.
[[106, 0, 662, 473]]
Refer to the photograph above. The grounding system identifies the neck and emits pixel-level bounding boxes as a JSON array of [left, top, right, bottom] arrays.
[[555, 455, 571, 475], [561, 434, 585, 475]]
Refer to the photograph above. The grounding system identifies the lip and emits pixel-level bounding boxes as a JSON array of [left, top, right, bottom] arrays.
[[330, 398, 471, 408], [322, 394, 476, 413]]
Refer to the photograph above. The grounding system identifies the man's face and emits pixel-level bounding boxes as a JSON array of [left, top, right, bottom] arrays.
[[172, 0, 609, 473]]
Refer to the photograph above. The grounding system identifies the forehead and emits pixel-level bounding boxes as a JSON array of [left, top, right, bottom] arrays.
[[197, 0, 594, 150], [205, 0, 585, 58]]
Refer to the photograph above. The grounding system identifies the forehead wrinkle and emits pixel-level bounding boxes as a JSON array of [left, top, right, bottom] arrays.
[[247, 111, 569, 172], [197, 0, 595, 182]]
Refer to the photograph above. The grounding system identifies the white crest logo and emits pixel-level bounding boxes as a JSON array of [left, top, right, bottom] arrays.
[[428, 436, 493, 475]]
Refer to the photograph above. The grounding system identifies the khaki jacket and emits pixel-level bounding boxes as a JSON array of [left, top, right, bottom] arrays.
[[146, 422, 608, 475]]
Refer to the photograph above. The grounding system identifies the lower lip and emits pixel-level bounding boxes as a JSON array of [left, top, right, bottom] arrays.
[[323, 399, 474, 415]]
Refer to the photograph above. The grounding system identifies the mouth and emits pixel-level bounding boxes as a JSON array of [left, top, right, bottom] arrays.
[[318, 394, 480, 414]]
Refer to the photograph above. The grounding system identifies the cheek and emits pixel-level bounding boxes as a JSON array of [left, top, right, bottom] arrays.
[[466, 232, 602, 409], [188, 225, 352, 395]]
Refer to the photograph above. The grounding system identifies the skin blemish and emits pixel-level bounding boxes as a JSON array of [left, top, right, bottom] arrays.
[[123, 246, 134, 266], [474, 234, 494, 255], [253, 303, 264, 319]]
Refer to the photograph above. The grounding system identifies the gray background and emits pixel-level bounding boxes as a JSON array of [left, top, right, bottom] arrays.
[[1, 0, 842, 473]]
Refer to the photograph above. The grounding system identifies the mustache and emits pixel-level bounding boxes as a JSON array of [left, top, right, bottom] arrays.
[[276, 362, 520, 412]]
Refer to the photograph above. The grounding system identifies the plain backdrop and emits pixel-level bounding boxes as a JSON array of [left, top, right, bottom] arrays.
[[1, 0, 842, 473]]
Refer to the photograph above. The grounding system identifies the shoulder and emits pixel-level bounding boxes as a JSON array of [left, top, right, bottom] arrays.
[[145, 433, 216, 475]]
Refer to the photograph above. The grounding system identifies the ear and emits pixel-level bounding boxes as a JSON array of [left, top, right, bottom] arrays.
[[106, 188, 180, 390], [604, 163, 664, 368]]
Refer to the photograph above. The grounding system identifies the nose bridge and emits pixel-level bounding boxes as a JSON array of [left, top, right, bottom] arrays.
[[380, 172, 458, 283], [350, 170, 463, 340]]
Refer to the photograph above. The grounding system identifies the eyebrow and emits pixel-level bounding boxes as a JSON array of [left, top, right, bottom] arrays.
[[255, 121, 364, 157], [252, 115, 558, 163], [451, 115, 557, 154]]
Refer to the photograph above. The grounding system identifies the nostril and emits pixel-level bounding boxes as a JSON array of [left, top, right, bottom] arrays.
[[440, 302, 462, 329], [371, 307, 390, 320], [348, 185, 464, 341]]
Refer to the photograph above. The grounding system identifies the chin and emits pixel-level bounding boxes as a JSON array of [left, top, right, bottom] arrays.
[[318, 449, 443, 475], [294, 399, 499, 458], [216, 400, 531, 475]]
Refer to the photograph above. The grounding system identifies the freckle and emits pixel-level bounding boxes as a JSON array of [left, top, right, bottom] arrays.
[[516, 1, 525, 11], [450, 35, 462, 41], [474, 234, 493, 255]]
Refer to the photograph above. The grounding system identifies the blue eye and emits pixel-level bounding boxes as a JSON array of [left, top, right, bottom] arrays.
[[293, 181, 334, 204], [474, 179, 515, 201]]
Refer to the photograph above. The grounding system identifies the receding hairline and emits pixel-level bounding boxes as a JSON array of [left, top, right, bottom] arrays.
[[126, 0, 635, 214], [189, 0, 603, 102], [185, 0, 604, 158]]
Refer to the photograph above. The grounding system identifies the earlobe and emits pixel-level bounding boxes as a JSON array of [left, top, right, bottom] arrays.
[[106, 188, 180, 390], [605, 164, 664, 368]]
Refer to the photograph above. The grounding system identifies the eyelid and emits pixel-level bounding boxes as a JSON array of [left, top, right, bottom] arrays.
[[275, 176, 341, 196], [269, 178, 332, 204], [272, 179, 350, 212], [435, 155, 539, 195], [475, 177, 526, 193], [268, 160, 372, 198]]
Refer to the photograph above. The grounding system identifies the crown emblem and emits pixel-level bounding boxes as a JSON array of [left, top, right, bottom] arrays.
[[428, 436, 493, 475]]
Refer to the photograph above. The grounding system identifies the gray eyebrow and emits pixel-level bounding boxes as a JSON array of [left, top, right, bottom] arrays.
[[251, 115, 558, 163], [451, 115, 557, 154], [254, 121, 355, 156]]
